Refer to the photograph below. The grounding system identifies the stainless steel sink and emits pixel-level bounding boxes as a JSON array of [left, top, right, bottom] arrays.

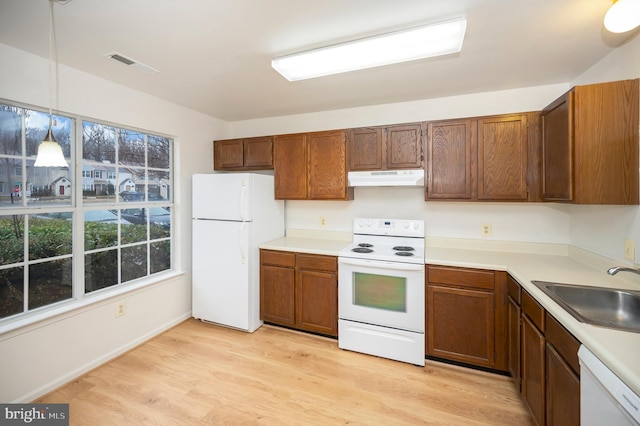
[[531, 281, 640, 333]]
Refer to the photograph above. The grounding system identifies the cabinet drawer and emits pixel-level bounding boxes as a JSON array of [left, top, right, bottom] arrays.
[[261, 250, 295, 268], [428, 266, 494, 290], [522, 290, 545, 332], [545, 312, 580, 375], [507, 275, 521, 303], [297, 254, 337, 272]]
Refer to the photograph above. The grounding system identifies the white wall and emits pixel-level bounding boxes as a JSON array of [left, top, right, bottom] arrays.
[[0, 43, 223, 402], [569, 34, 640, 264]]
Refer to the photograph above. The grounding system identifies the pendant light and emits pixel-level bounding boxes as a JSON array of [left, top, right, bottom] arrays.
[[34, 0, 67, 168], [604, 0, 640, 33]]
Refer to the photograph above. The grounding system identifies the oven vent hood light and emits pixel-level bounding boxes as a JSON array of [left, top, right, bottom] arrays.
[[348, 169, 424, 187]]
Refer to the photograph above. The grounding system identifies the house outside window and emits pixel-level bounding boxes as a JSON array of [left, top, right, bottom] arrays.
[[0, 102, 174, 323]]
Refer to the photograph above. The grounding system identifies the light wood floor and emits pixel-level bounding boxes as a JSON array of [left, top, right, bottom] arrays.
[[37, 319, 533, 425]]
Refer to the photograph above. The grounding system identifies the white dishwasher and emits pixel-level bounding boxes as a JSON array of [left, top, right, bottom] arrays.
[[579, 345, 640, 425]]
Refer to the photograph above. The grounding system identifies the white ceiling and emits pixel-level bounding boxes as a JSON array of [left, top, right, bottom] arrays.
[[0, 0, 636, 122]]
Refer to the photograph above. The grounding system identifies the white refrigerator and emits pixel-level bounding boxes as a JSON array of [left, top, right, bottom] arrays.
[[192, 173, 284, 332]]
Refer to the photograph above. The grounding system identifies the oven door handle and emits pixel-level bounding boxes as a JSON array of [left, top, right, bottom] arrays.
[[338, 257, 424, 271]]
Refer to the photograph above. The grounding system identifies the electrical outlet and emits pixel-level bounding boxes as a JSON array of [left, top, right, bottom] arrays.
[[320, 217, 327, 228], [115, 302, 126, 317], [624, 239, 635, 261], [481, 223, 492, 237]]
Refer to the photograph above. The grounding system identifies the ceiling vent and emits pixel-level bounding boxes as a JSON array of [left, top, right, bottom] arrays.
[[104, 52, 159, 74]]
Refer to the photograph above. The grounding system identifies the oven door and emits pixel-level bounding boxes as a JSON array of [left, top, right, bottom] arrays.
[[338, 257, 425, 333]]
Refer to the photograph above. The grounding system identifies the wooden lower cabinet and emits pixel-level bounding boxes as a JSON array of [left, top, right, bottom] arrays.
[[509, 276, 580, 426], [522, 311, 546, 425], [296, 255, 338, 336], [426, 265, 507, 371], [260, 249, 338, 337], [507, 275, 522, 390], [260, 250, 296, 326]]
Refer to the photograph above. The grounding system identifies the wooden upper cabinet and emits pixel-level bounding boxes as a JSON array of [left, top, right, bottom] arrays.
[[213, 136, 273, 171], [426, 119, 476, 200], [347, 123, 422, 170], [274, 133, 308, 199], [426, 113, 532, 201], [307, 130, 351, 200], [385, 123, 423, 169], [541, 93, 572, 201], [274, 130, 352, 200], [347, 127, 384, 170], [541, 79, 640, 204], [478, 114, 528, 200]]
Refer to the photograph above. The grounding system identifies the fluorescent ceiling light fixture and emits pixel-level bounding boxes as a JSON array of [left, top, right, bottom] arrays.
[[272, 17, 467, 81], [604, 0, 640, 33]]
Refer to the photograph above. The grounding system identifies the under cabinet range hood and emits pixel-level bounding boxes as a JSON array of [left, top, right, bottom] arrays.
[[347, 169, 425, 187]]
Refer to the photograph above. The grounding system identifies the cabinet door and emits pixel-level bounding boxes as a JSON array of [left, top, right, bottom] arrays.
[[296, 268, 338, 337], [274, 133, 308, 199], [244, 136, 273, 169], [507, 276, 522, 390], [213, 139, 244, 170], [573, 79, 639, 204], [546, 344, 580, 426], [541, 91, 572, 201], [426, 119, 476, 200], [507, 295, 521, 390], [307, 130, 351, 200], [347, 127, 383, 171], [260, 250, 296, 327], [427, 285, 495, 368], [260, 263, 295, 326], [477, 114, 528, 200], [522, 314, 545, 426], [385, 123, 423, 169]]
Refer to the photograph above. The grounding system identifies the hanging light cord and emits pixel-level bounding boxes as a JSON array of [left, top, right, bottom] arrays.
[[48, 0, 59, 130]]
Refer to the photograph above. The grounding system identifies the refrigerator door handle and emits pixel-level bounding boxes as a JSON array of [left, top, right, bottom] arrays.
[[240, 222, 247, 264], [240, 179, 248, 221]]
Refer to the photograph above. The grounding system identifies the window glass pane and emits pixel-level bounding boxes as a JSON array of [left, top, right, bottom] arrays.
[[82, 121, 115, 163], [28, 258, 72, 310], [0, 159, 23, 208], [150, 240, 170, 274], [84, 210, 120, 250], [121, 244, 147, 282], [82, 164, 117, 203], [26, 158, 72, 206], [85, 250, 118, 293], [118, 169, 145, 203], [0, 105, 22, 156], [148, 135, 170, 169], [149, 207, 170, 239], [28, 214, 73, 260], [149, 170, 170, 201], [120, 209, 147, 244], [118, 129, 145, 167], [0, 215, 24, 265], [0, 266, 24, 319]]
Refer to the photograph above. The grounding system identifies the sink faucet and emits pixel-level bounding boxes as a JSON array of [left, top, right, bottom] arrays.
[[607, 266, 640, 276]]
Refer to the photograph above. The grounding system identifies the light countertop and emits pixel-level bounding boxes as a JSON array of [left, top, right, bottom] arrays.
[[260, 233, 640, 396]]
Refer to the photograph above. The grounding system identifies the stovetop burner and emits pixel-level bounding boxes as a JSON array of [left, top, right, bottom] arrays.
[[352, 247, 374, 253], [358, 243, 373, 248], [393, 246, 414, 252], [395, 251, 414, 257]]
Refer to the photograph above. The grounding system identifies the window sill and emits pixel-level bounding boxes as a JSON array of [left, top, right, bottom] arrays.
[[0, 269, 186, 338]]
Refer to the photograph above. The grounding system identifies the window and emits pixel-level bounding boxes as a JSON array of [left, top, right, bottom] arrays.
[[0, 102, 174, 323]]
